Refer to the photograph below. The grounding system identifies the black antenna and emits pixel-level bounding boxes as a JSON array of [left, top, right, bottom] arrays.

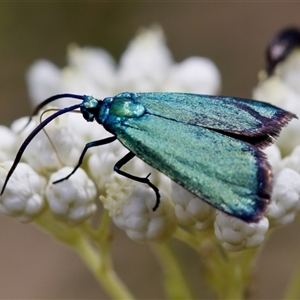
[[1, 102, 81, 195], [22, 94, 85, 130]]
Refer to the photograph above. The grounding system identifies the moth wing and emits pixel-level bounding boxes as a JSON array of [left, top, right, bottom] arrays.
[[117, 114, 271, 222], [132, 92, 296, 148]]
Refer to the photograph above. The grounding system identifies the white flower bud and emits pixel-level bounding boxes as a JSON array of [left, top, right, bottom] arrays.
[[65, 45, 116, 96], [101, 175, 177, 243], [26, 60, 62, 107], [267, 168, 300, 226], [171, 181, 214, 230], [0, 161, 46, 222], [275, 119, 300, 157], [26, 47, 116, 108], [46, 167, 97, 224], [11, 113, 82, 177], [264, 144, 282, 172], [164, 57, 221, 94], [253, 76, 296, 110], [214, 211, 269, 251], [280, 145, 300, 174], [117, 26, 173, 91], [278, 49, 300, 95], [66, 112, 108, 145]]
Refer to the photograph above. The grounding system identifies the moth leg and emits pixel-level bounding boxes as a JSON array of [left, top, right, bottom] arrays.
[[53, 136, 117, 184], [114, 151, 161, 211]]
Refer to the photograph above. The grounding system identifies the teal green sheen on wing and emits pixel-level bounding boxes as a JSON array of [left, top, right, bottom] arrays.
[[127, 92, 286, 141], [115, 114, 268, 221]]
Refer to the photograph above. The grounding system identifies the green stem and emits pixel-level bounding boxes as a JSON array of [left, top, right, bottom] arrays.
[[173, 227, 202, 251], [35, 211, 135, 300], [204, 247, 258, 299], [173, 225, 261, 299], [151, 242, 194, 300], [74, 235, 134, 300]]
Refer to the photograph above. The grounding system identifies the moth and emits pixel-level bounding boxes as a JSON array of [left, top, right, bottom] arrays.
[[1, 92, 296, 222]]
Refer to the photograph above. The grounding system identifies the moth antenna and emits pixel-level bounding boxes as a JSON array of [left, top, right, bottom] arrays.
[[21, 93, 85, 132], [1, 103, 81, 195]]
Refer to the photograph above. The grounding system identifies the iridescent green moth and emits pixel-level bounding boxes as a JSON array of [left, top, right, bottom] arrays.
[[1, 92, 296, 222]]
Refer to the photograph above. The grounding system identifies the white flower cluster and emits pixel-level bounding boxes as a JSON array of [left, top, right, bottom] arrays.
[[251, 47, 300, 232], [0, 27, 299, 251], [253, 49, 300, 156], [101, 175, 176, 243], [27, 26, 221, 108], [214, 211, 269, 252]]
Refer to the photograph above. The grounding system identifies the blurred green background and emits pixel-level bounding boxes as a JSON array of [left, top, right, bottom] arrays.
[[1, 2, 300, 299]]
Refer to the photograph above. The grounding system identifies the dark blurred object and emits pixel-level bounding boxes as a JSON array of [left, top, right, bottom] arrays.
[[266, 27, 300, 75]]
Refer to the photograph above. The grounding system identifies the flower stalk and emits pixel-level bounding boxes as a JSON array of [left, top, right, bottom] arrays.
[[35, 210, 135, 300], [151, 242, 194, 299]]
